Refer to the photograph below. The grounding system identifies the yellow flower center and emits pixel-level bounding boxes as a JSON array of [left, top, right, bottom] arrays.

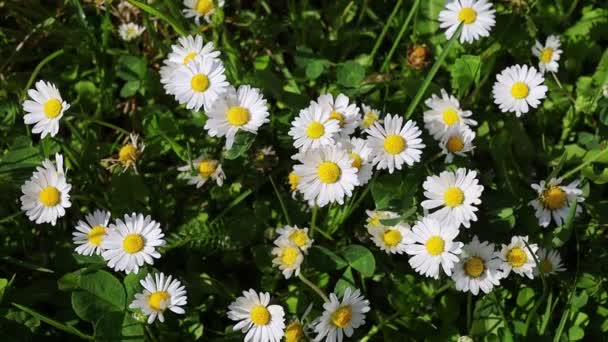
[[198, 160, 217, 178], [43, 98, 62, 118], [369, 215, 381, 227], [118, 144, 138, 163], [306, 121, 325, 139], [329, 111, 345, 127], [87, 225, 107, 246], [362, 112, 378, 128], [191, 73, 210, 92], [541, 185, 567, 210], [331, 306, 352, 328], [250, 305, 271, 326], [196, 0, 214, 15], [446, 136, 465, 153], [288, 171, 300, 192], [349, 153, 363, 169], [183, 52, 197, 65], [122, 233, 144, 254], [442, 108, 460, 126], [540, 259, 553, 274], [540, 48, 553, 64], [464, 256, 485, 278], [444, 187, 464, 207], [317, 162, 341, 184], [147, 291, 170, 312], [507, 247, 527, 268], [425, 236, 445, 256], [382, 229, 402, 247], [281, 246, 299, 266], [289, 230, 308, 247], [511, 82, 529, 99], [383, 135, 406, 155], [38, 186, 61, 207], [285, 322, 305, 342], [226, 106, 250, 126], [458, 7, 477, 24]]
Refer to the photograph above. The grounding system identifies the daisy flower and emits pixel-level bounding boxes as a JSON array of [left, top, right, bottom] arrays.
[[285, 320, 306, 342], [366, 114, 425, 174], [275, 225, 313, 253], [421, 168, 484, 229], [451, 236, 502, 295], [101, 213, 165, 274], [365, 209, 400, 233], [338, 137, 373, 186], [370, 223, 410, 255], [317, 93, 361, 137], [20, 153, 71, 226], [423, 89, 477, 140], [164, 57, 228, 112], [359, 104, 382, 130], [293, 146, 359, 207], [498, 236, 538, 279], [177, 154, 225, 188], [492, 64, 548, 117], [227, 289, 285, 342], [532, 35, 562, 74], [129, 272, 187, 324], [438, 0, 496, 44], [271, 239, 304, 279], [205, 85, 270, 149], [22, 80, 70, 138], [72, 209, 112, 256], [288, 102, 340, 152], [118, 22, 145, 41], [313, 287, 370, 342], [182, 0, 224, 25], [102, 133, 145, 173], [439, 124, 476, 163], [288, 169, 301, 199], [403, 216, 463, 279], [534, 248, 565, 276], [529, 177, 584, 227]]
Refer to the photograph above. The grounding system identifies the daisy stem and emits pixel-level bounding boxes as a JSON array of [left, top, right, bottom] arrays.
[[126, 0, 188, 36], [310, 205, 318, 238], [381, 0, 421, 72], [145, 324, 160, 342], [404, 24, 463, 119], [22, 49, 64, 100], [298, 273, 330, 303], [368, 0, 403, 63], [561, 145, 608, 179], [466, 292, 472, 333], [269, 175, 292, 226], [87, 118, 131, 136]]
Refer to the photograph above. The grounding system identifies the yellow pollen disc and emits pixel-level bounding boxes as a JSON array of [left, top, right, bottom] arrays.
[[288, 172, 300, 192], [87, 225, 107, 246], [425, 236, 445, 256], [369, 215, 380, 227], [507, 247, 527, 268], [191, 73, 210, 92], [331, 306, 352, 328], [289, 230, 308, 247], [329, 111, 345, 127], [541, 185, 566, 210], [183, 52, 197, 65], [447, 136, 465, 153], [226, 106, 250, 126], [464, 256, 485, 278], [383, 134, 406, 155], [198, 160, 217, 178], [306, 121, 325, 139], [281, 246, 299, 266], [444, 187, 464, 207], [39, 186, 61, 207], [363, 112, 378, 128], [458, 7, 477, 24], [148, 291, 170, 312], [122, 234, 144, 254], [250, 305, 271, 326], [382, 229, 402, 247], [511, 82, 529, 99], [540, 259, 553, 274], [43, 98, 62, 118], [285, 322, 305, 342], [540, 48, 553, 64], [118, 144, 138, 163], [442, 108, 460, 126], [196, 0, 214, 15], [317, 162, 341, 184], [349, 153, 363, 169]]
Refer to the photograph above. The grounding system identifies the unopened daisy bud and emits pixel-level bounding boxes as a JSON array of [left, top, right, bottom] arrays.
[[22, 80, 70, 138], [528, 177, 584, 227], [177, 154, 225, 188], [118, 22, 145, 41], [407, 43, 431, 70], [182, 0, 225, 25]]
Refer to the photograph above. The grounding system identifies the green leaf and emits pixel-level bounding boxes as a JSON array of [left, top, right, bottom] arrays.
[[450, 55, 482, 96], [0, 278, 9, 302], [306, 59, 330, 80], [71, 270, 126, 321], [124, 268, 149, 303], [120, 80, 141, 98], [341, 245, 375, 277], [11, 303, 93, 340], [516, 288, 535, 308], [117, 55, 147, 81], [336, 61, 365, 88], [95, 312, 145, 342], [308, 246, 348, 272], [568, 326, 585, 341], [334, 267, 356, 296], [224, 132, 255, 160]]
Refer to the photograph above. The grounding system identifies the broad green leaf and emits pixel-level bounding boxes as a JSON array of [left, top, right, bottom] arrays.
[[71, 270, 126, 321], [95, 311, 144, 341], [341, 245, 375, 277], [123, 268, 150, 302], [516, 287, 535, 308], [568, 326, 585, 341], [334, 267, 356, 296], [306, 59, 330, 80], [120, 80, 141, 98], [450, 55, 481, 96], [336, 61, 365, 88], [224, 132, 255, 160], [0, 278, 9, 302]]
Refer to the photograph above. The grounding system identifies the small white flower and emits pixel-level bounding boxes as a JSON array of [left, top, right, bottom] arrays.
[[359, 104, 382, 130], [102, 133, 146, 173], [365, 209, 400, 233], [439, 124, 476, 163], [492, 64, 548, 117], [73, 209, 112, 256], [275, 225, 313, 253], [534, 248, 565, 276], [498, 236, 538, 279], [403, 216, 463, 279], [532, 35, 562, 74], [205, 85, 270, 149], [288, 101, 340, 152], [366, 114, 425, 174], [118, 22, 145, 41], [271, 239, 303, 279], [529, 177, 584, 227], [338, 137, 374, 186], [317, 93, 361, 137], [421, 168, 484, 229], [177, 155, 225, 188], [423, 89, 477, 140], [20, 154, 71, 226], [452, 236, 502, 295], [370, 223, 410, 255], [101, 213, 165, 274], [182, 0, 224, 25], [129, 272, 187, 324], [438, 0, 496, 44], [313, 288, 370, 342], [22, 80, 70, 138], [228, 289, 285, 342]]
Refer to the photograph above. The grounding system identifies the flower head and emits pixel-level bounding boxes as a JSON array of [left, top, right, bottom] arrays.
[[313, 288, 370, 342], [532, 35, 562, 74], [438, 0, 496, 43], [22, 80, 70, 138], [228, 289, 285, 342], [492, 64, 548, 117], [529, 177, 584, 227], [73, 209, 112, 256], [129, 272, 187, 324]]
